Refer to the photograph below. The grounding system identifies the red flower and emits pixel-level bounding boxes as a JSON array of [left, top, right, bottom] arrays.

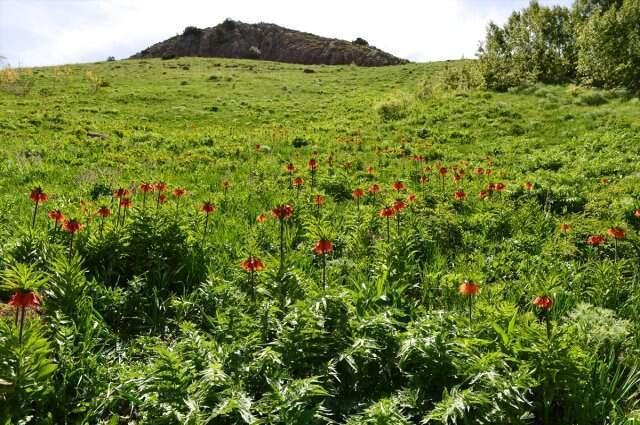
[[63, 219, 84, 234], [366, 166, 375, 174], [487, 183, 497, 192], [478, 190, 490, 200], [314, 195, 325, 206], [368, 184, 381, 194], [308, 159, 318, 171], [114, 188, 131, 199], [495, 183, 506, 192], [601, 178, 610, 185], [459, 281, 480, 296], [454, 190, 467, 201], [120, 198, 132, 209], [533, 295, 553, 311], [352, 188, 365, 199], [420, 175, 429, 185], [139, 182, 154, 193], [158, 194, 168, 204], [406, 194, 417, 203], [8, 291, 40, 308], [154, 182, 167, 192], [560, 223, 570, 234], [392, 181, 405, 191], [97, 206, 111, 217], [412, 155, 424, 162], [393, 200, 406, 213], [293, 177, 304, 187], [634, 209, 640, 218], [379, 207, 396, 218], [241, 256, 265, 272], [313, 239, 333, 255], [286, 163, 296, 173], [453, 173, 463, 182], [474, 167, 485, 175], [48, 210, 65, 223], [256, 213, 268, 223], [201, 202, 216, 214], [271, 204, 294, 221], [173, 187, 187, 197], [438, 167, 448, 176], [524, 182, 533, 191], [607, 227, 626, 240], [587, 235, 606, 246], [30, 187, 48, 203], [222, 180, 231, 190]]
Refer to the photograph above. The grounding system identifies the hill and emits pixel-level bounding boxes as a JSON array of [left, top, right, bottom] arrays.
[[130, 19, 408, 66]]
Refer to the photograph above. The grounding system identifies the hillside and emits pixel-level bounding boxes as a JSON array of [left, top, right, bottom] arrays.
[[130, 19, 408, 66], [2, 58, 640, 423]]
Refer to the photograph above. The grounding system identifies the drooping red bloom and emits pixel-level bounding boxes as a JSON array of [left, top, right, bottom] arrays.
[[139, 182, 154, 193], [286, 163, 296, 173], [607, 227, 626, 240], [201, 201, 216, 214], [393, 200, 406, 213], [158, 194, 168, 204], [63, 219, 84, 234], [560, 223, 570, 234], [293, 177, 304, 188], [412, 155, 424, 162], [120, 198, 132, 209], [271, 204, 294, 221], [635, 209, 640, 218], [453, 172, 463, 183], [438, 167, 448, 176], [420, 175, 429, 185], [407, 194, 417, 203], [487, 183, 497, 192], [308, 159, 318, 171], [454, 190, 467, 201], [314, 195, 325, 206], [486, 169, 494, 176], [474, 167, 485, 175], [587, 235, 606, 246], [256, 213, 268, 223], [366, 166, 375, 174], [478, 190, 490, 200], [173, 187, 187, 197], [154, 182, 167, 192], [459, 281, 480, 296], [97, 206, 111, 217], [352, 188, 365, 199], [313, 239, 333, 255], [369, 184, 381, 194], [495, 183, 506, 192], [379, 207, 396, 218], [392, 181, 405, 191], [222, 180, 231, 190], [48, 210, 65, 223], [601, 178, 610, 185], [533, 295, 553, 311], [30, 187, 48, 203], [524, 182, 534, 191], [241, 256, 265, 272], [8, 291, 41, 308], [114, 188, 131, 199]]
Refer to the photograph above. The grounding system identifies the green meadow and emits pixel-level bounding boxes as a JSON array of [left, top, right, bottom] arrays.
[[1, 57, 640, 424]]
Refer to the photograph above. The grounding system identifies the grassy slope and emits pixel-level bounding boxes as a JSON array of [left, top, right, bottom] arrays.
[[2, 57, 640, 422]]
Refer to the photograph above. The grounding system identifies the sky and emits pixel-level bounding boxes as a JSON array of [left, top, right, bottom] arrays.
[[0, 0, 573, 68]]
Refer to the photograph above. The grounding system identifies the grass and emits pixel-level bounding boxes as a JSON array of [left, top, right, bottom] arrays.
[[1, 57, 640, 424]]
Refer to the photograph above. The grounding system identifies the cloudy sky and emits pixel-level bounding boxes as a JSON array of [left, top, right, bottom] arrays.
[[0, 0, 572, 67]]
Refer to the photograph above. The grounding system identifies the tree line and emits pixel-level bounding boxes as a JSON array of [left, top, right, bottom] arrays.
[[478, 0, 639, 92]]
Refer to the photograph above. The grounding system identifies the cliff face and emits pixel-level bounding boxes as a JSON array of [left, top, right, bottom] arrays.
[[130, 20, 408, 66]]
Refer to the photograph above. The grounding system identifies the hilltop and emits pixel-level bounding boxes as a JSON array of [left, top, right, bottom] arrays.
[[130, 19, 408, 66]]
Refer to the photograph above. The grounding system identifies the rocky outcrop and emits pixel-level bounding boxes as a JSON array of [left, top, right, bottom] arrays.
[[130, 20, 408, 66]]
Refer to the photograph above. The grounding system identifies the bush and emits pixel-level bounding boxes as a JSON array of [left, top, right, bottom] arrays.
[[183, 26, 203, 37], [248, 46, 262, 59], [353, 37, 369, 46], [374, 95, 411, 121], [578, 91, 608, 106]]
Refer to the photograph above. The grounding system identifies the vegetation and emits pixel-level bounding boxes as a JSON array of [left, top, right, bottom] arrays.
[[1, 56, 640, 424], [478, 0, 640, 92]]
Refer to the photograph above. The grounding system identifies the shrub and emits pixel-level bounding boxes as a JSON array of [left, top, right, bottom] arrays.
[[578, 91, 608, 106], [374, 95, 411, 121], [248, 46, 262, 59], [352, 37, 369, 46]]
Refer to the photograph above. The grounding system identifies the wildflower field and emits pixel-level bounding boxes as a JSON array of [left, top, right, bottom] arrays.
[[1, 58, 640, 424]]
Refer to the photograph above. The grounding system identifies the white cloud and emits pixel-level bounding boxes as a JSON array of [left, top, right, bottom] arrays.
[[0, 0, 573, 67]]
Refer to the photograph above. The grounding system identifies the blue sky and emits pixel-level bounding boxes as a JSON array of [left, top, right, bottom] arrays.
[[0, 0, 573, 67]]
